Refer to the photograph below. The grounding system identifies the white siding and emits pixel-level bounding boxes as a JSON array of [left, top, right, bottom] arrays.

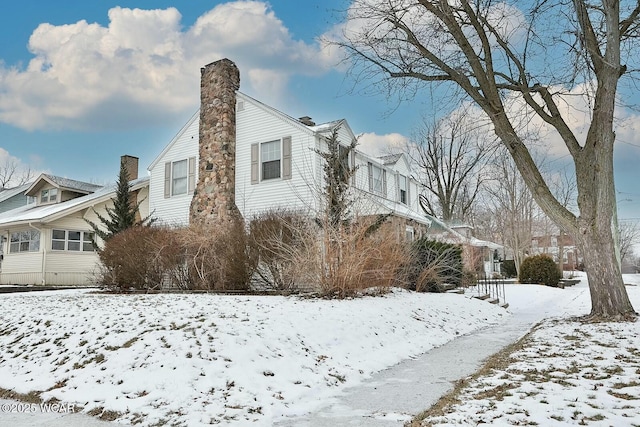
[[148, 115, 199, 226], [235, 96, 319, 218]]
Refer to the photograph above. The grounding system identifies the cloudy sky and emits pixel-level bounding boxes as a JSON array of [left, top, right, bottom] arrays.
[[0, 1, 638, 220]]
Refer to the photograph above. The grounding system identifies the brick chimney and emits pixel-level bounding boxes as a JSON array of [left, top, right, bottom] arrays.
[[189, 58, 243, 226], [120, 155, 139, 182]]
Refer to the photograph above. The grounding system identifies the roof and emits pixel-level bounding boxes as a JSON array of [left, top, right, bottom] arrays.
[[378, 153, 402, 165], [25, 173, 103, 197], [0, 177, 149, 227], [148, 91, 356, 171], [43, 174, 103, 193], [0, 183, 31, 203]]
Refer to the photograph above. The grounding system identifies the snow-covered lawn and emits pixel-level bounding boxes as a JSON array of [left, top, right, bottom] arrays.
[[417, 275, 640, 426], [0, 288, 506, 426]]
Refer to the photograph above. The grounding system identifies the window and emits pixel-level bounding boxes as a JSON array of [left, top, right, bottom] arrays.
[[405, 226, 415, 242], [368, 163, 386, 195], [51, 230, 95, 252], [9, 230, 40, 253], [551, 236, 558, 248], [172, 160, 188, 196], [41, 188, 58, 203], [164, 157, 195, 198], [398, 175, 408, 204], [261, 140, 281, 180]]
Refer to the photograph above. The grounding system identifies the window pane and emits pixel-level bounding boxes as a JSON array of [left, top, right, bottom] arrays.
[[83, 241, 95, 252], [68, 241, 81, 251], [52, 240, 65, 250], [83, 232, 94, 243], [261, 140, 280, 162], [20, 242, 29, 251], [262, 160, 281, 180], [49, 188, 58, 202], [30, 230, 40, 240], [10, 242, 19, 253], [10, 233, 19, 243], [172, 160, 188, 195], [52, 229, 66, 240], [173, 177, 187, 195], [68, 231, 81, 241]]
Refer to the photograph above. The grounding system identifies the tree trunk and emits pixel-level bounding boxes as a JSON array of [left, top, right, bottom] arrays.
[[576, 226, 635, 319]]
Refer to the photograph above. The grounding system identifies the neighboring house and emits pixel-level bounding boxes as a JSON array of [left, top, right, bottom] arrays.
[[148, 90, 430, 235], [0, 183, 34, 213], [0, 157, 149, 286], [530, 233, 582, 271]]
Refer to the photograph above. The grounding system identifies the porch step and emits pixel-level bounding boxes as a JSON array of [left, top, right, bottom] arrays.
[[487, 298, 499, 305], [500, 302, 510, 309], [446, 288, 465, 294], [474, 294, 490, 301]]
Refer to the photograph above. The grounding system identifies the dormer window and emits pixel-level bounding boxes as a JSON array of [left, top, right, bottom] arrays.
[[41, 188, 58, 203]]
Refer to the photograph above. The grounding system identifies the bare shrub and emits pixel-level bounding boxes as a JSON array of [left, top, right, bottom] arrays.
[[248, 210, 313, 292], [180, 220, 255, 291], [311, 218, 410, 298], [98, 226, 167, 291]]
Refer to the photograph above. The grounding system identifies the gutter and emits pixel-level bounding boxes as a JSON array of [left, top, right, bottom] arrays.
[[28, 222, 46, 286]]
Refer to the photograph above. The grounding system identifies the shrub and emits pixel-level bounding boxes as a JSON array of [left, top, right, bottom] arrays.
[[519, 254, 562, 287], [180, 220, 255, 291], [405, 239, 463, 292], [98, 226, 169, 290], [248, 210, 312, 292], [312, 219, 410, 297], [501, 259, 517, 278]]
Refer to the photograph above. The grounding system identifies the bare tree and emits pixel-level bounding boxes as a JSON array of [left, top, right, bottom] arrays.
[[619, 220, 640, 265], [409, 110, 493, 222], [0, 158, 33, 189], [337, 0, 639, 318], [483, 150, 537, 275]]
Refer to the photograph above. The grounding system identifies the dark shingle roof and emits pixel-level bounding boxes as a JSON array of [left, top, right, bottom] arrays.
[[43, 174, 103, 193]]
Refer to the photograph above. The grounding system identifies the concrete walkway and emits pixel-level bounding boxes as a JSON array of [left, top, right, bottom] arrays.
[[274, 283, 589, 426]]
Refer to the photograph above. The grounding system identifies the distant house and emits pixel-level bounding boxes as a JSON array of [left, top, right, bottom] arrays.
[[0, 183, 34, 214], [530, 233, 582, 271], [0, 157, 149, 286]]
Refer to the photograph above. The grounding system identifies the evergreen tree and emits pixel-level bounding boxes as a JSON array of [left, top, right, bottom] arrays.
[[87, 159, 154, 244]]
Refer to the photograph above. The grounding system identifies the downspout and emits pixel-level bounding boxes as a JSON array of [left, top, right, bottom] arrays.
[[29, 222, 45, 286]]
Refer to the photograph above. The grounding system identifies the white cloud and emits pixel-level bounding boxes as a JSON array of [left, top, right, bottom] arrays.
[[0, 2, 336, 131], [357, 132, 408, 157]]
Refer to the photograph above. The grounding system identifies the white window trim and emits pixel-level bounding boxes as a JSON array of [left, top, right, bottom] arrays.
[[40, 188, 58, 204], [398, 174, 408, 205], [9, 230, 41, 253], [260, 139, 282, 181], [51, 229, 96, 252], [171, 159, 188, 196]]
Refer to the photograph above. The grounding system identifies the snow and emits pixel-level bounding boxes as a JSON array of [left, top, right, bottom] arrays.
[[0, 287, 507, 426], [2, 274, 639, 427], [418, 273, 640, 426]]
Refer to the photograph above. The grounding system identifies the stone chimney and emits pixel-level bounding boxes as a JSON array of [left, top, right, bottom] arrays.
[[189, 58, 243, 226], [120, 155, 139, 182]]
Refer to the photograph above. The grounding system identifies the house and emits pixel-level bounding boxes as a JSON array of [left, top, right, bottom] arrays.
[[0, 156, 149, 286], [0, 183, 34, 214], [148, 59, 431, 240], [530, 232, 582, 271]]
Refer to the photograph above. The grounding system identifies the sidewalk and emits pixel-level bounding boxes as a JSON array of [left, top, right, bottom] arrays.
[[274, 282, 590, 426]]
